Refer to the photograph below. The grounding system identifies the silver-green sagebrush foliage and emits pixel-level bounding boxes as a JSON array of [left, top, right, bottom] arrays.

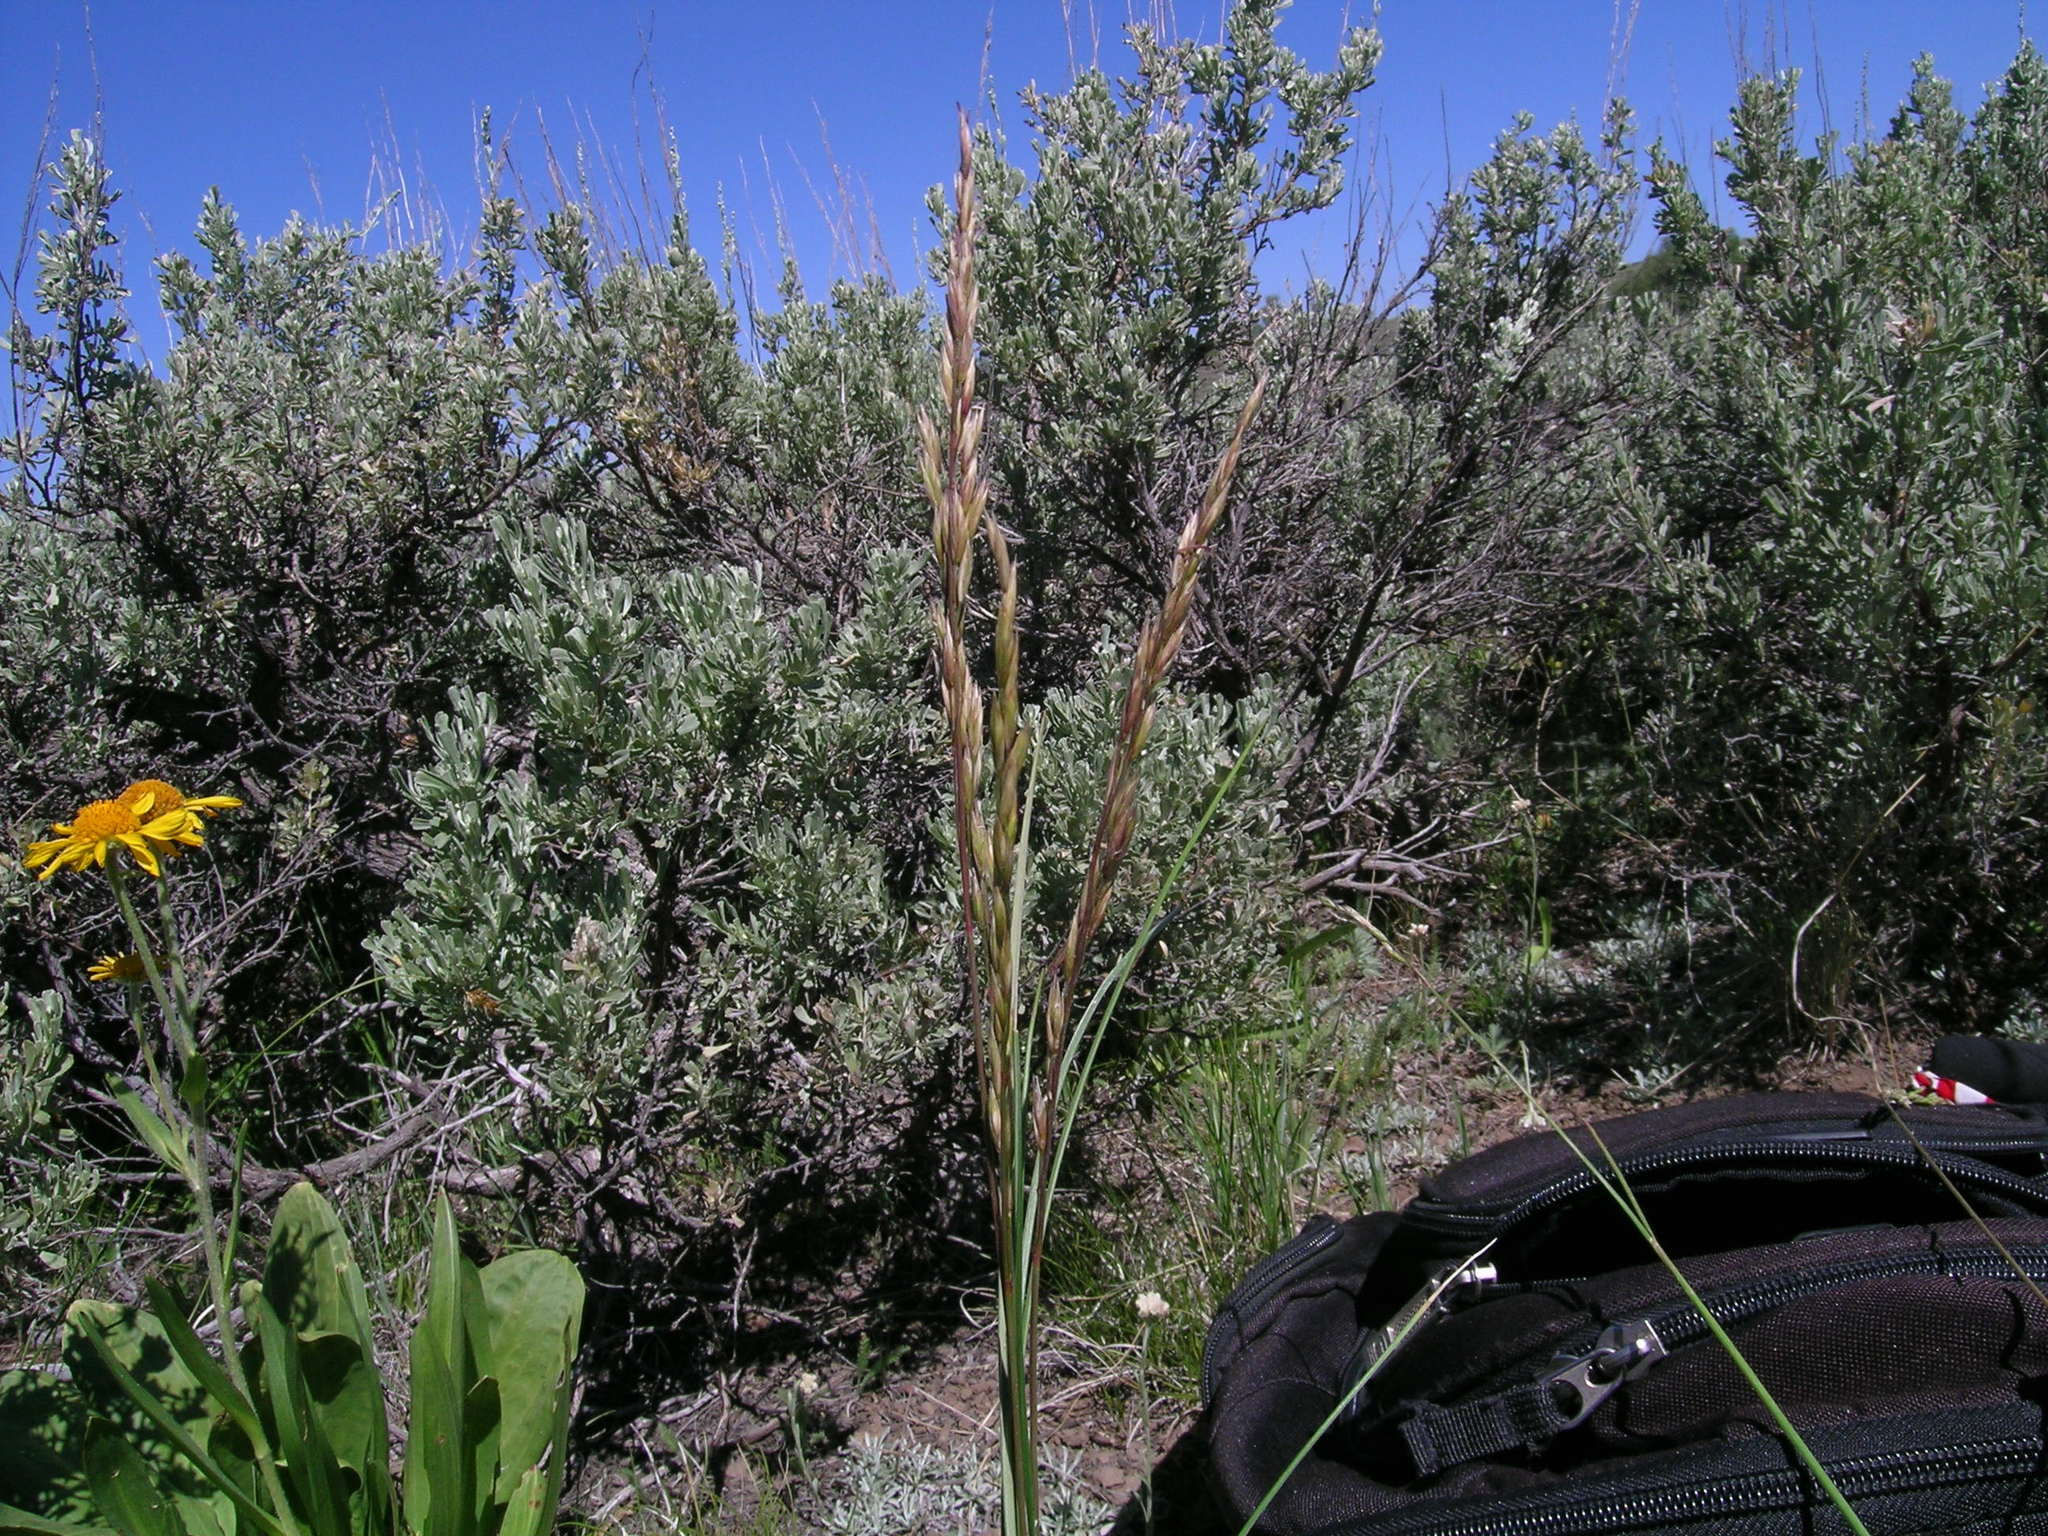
[[368, 516, 949, 1107], [365, 496, 1300, 1247], [1559, 48, 2048, 1031]]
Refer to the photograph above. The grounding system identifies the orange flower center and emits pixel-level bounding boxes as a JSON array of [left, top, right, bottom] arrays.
[[71, 800, 142, 840], [119, 779, 187, 818]]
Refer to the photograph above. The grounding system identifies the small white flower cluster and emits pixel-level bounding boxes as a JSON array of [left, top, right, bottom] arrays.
[[1135, 1290, 1171, 1320]]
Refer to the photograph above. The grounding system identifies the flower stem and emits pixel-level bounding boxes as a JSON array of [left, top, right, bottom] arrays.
[[107, 867, 295, 1531]]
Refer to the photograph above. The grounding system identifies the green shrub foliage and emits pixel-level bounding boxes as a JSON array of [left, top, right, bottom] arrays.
[[4, 0, 2047, 1412], [1581, 49, 2048, 1025]]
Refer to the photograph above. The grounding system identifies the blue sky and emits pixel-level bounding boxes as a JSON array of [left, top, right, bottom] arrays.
[[4, 0, 2033, 350]]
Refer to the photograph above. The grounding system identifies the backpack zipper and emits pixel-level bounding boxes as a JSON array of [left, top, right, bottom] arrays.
[[1334, 1250, 1501, 1416], [1561, 1241, 2048, 1362], [1366, 1243, 2048, 1475], [1404, 1136, 2048, 1239], [1318, 1432, 2045, 1536], [1200, 1214, 1341, 1405]]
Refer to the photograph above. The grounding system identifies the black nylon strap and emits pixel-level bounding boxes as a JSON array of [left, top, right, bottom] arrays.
[[1397, 1382, 1574, 1477]]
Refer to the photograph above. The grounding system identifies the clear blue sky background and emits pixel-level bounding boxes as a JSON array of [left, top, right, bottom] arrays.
[[4, 0, 2034, 357]]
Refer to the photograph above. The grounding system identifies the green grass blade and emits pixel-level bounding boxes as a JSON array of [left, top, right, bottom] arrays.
[[1880, 1104, 2048, 1312], [1581, 1138, 1873, 1536], [107, 1086, 192, 1182], [1231, 1243, 1496, 1536], [1476, 1044, 1874, 1536], [1039, 726, 1261, 1223]]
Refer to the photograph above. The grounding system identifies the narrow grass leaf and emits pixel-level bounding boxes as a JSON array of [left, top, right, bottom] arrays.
[[140, 1279, 260, 1452], [1485, 1057, 1875, 1536], [0, 1503, 116, 1536], [108, 1086, 191, 1181]]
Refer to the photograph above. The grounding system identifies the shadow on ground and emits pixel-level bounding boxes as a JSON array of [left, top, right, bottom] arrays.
[[1109, 1422, 1231, 1535]]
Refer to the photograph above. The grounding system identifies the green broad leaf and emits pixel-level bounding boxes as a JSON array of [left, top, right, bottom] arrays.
[[200, 1420, 258, 1520], [66, 1312, 287, 1536], [462, 1377, 501, 1528], [0, 1369, 95, 1524], [261, 1185, 394, 1533], [264, 1186, 378, 1361], [423, 1197, 470, 1396], [0, 1498, 115, 1536], [530, 1314, 579, 1531], [262, 1332, 391, 1536], [402, 1324, 467, 1536], [107, 1088, 191, 1181], [175, 1059, 208, 1123], [166, 1502, 225, 1536], [491, 1465, 550, 1536], [292, 1334, 381, 1488], [63, 1305, 213, 1497], [473, 1252, 582, 1507], [404, 1197, 475, 1536], [79, 1429, 186, 1536], [250, 1294, 350, 1536]]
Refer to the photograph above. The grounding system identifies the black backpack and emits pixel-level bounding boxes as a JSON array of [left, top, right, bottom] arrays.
[[1200, 1090, 2048, 1534]]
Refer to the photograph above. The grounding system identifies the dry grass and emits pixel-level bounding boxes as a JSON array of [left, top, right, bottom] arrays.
[[919, 108, 1265, 1536]]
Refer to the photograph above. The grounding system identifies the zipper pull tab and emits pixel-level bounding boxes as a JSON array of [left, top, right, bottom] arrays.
[[1396, 1315, 1671, 1478], [1336, 1249, 1499, 1420], [1547, 1317, 1667, 1429]]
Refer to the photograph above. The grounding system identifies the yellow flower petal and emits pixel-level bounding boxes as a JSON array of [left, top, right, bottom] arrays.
[[21, 784, 239, 880], [88, 952, 150, 984], [121, 833, 162, 878]]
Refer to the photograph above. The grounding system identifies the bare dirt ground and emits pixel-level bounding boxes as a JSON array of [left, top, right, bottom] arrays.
[[575, 1016, 1939, 1533]]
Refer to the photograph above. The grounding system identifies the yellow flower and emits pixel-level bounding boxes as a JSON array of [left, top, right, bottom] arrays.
[[117, 779, 243, 856], [24, 798, 192, 880], [88, 951, 151, 984]]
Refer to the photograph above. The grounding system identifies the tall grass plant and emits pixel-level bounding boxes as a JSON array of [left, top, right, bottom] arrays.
[[921, 112, 1265, 1536]]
